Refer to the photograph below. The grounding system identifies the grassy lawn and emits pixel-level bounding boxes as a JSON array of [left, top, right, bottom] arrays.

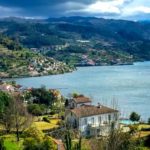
[[139, 131, 150, 138], [33, 118, 60, 131], [138, 124, 150, 130], [33, 121, 59, 131], [2, 135, 23, 150], [132, 124, 150, 139]]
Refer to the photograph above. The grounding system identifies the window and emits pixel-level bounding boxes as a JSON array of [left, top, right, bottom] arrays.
[[84, 118, 87, 125], [91, 117, 94, 125], [98, 116, 101, 124], [108, 114, 111, 121], [114, 113, 118, 121]]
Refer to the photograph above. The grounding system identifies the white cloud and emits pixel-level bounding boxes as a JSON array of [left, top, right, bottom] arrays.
[[65, 0, 132, 15], [82, 0, 126, 14], [0, 6, 21, 17], [123, 6, 150, 15]]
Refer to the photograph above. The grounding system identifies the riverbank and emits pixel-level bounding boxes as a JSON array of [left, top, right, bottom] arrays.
[[7, 61, 150, 121], [1, 60, 140, 79]]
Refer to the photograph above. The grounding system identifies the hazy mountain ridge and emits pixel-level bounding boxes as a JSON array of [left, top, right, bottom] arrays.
[[0, 16, 150, 66]]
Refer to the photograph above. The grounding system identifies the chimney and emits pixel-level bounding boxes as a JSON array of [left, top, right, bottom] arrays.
[[97, 103, 101, 108]]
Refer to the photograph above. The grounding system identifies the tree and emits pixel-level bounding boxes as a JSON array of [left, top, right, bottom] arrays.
[[64, 131, 72, 150], [0, 138, 6, 150], [148, 118, 150, 125], [73, 136, 82, 150], [0, 91, 13, 133], [65, 99, 69, 107], [1, 93, 32, 141], [27, 104, 46, 116], [0, 91, 11, 115], [11, 94, 32, 141], [64, 130, 82, 150], [130, 112, 140, 122], [106, 129, 131, 150], [31, 86, 56, 106]]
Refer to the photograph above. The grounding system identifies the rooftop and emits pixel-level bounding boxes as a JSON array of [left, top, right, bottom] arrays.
[[73, 95, 92, 104], [70, 105, 118, 118]]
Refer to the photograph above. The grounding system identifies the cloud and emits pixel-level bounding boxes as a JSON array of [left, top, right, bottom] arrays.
[[0, 0, 149, 20], [0, 6, 21, 17], [80, 0, 123, 14], [123, 6, 150, 15]]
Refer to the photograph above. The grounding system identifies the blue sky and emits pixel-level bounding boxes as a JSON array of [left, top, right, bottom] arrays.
[[0, 0, 150, 20]]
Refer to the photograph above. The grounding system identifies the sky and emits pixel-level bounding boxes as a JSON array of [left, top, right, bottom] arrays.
[[0, 0, 150, 20]]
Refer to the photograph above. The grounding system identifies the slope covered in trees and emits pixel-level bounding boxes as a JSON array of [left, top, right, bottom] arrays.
[[0, 17, 150, 66], [0, 34, 74, 78]]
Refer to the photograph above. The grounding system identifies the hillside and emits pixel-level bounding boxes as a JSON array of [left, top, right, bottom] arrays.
[[0, 17, 150, 66], [0, 35, 74, 78]]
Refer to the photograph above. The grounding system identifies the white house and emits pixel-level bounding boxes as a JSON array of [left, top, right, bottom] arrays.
[[66, 103, 119, 137]]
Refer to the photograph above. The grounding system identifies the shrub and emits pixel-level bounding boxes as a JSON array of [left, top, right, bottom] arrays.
[[49, 111, 55, 115], [23, 137, 38, 150], [23, 126, 44, 142], [43, 117, 50, 123], [41, 136, 57, 150], [23, 136, 57, 150]]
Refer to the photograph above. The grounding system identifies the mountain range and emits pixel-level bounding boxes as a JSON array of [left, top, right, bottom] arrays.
[[0, 16, 150, 66]]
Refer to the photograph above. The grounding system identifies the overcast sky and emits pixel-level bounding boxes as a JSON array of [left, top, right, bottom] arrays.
[[0, 0, 150, 20]]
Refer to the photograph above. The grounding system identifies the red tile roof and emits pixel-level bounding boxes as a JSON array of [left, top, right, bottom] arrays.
[[70, 105, 118, 118], [73, 95, 91, 104]]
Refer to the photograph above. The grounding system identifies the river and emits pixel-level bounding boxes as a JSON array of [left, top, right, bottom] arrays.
[[13, 61, 150, 121]]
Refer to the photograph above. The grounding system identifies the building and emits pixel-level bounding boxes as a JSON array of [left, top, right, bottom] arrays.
[[69, 95, 92, 109], [66, 96, 119, 137], [0, 83, 15, 92]]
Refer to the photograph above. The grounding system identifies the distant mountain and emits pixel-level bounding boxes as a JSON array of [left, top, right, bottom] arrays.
[[0, 16, 150, 66]]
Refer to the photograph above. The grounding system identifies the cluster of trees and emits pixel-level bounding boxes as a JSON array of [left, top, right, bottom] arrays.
[[0, 34, 22, 51], [0, 86, 65, 149], [23, 34, 65, 48], [130, 111, 150, 124], [25, 86, 64, 116], [64, 46, 87, 54]]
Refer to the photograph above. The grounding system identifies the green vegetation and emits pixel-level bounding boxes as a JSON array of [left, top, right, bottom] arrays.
[[3, 135, 23, 150], [130, 112, 141, 122], [0, 86, 150, 150], [0, 34, 74, 78], [1, 17, 150, 67], [64, 130, 82, 150], [27, 104, 46, 116], [148, 118, 150, 125]]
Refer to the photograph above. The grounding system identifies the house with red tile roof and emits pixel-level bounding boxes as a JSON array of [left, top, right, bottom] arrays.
[[66, 96, 119, 137]]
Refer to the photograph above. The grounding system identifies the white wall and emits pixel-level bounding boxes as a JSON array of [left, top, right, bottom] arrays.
[[79, 112, 119, 133]]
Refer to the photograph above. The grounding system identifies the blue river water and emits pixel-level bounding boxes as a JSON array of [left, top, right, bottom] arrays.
[[13, 61, 150, 121]]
